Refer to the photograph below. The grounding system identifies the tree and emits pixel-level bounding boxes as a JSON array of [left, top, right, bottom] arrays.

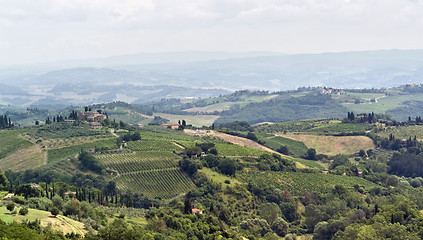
[[50, 207, 59, 217], [306, 148, 317, 160], [277, 146, 290, 155], [185, 146, 202, 158], [184, 198, 192, 214], [19, 207, 29, 216], [0, 169, 9, 190], [259, 202, 282, 225], [218, 158, 237, 176], [78, 151, 103, 173], [246, 132, 258, 141], [182, 120, 187, 126], [6, 202, 15, 212], [271, 217, 289, 237]]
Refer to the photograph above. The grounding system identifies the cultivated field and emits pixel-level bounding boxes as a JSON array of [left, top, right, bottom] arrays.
[[238, 171, 379, 195], [377, 125, 423, 139], [283, 134, 375, 155], [153, 113, 219, 127], [0, 206, 87, 235]]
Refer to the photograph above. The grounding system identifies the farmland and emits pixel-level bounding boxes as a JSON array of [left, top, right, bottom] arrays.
[[0, 206, 87, 235], [238, 171, 379, 195], [377, 125, 423, 139], [98, 151, 180, 173], [126, 139, 181, 152], [0, 130, 33, 159], [48, 138, 118, 163], [153, 113, 219, 127], [256, 133, 308, 157], [283, 134, 375, 155], [114, 169, 195, 199]]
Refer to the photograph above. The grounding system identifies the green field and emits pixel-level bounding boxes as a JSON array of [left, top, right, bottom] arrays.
[[256, 133, 308, 157], [114, 169, 195, 199], [126, 139, 181, 152], [98, 151, 180, 173], [377, 125, 423, 139], [48, 138, 117, 163], [343, 93, 423, 114], [215, 143, 269, 157], [0, 206, 86, 235], [238, 171, 379, 195], [153, 113, 219, 127], [0, 130, 33, 159], [306, 122, 375, 133]]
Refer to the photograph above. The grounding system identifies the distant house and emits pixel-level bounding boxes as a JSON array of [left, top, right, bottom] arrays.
[[88, 122, 103, 129], [78, 111, 107, 122], [64, 119, 75, 124], [191, 208, 203, 215], [160, 123, 180, 130]]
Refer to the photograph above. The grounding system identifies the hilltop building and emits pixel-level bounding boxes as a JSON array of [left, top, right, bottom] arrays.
[[78, 111, 107, 122]]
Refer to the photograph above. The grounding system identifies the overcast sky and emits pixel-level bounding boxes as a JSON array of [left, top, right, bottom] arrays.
[[1, 0, 423, 64]]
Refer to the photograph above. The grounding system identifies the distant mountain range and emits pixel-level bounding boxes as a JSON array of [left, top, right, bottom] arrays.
[[1, 49, 423, 107]]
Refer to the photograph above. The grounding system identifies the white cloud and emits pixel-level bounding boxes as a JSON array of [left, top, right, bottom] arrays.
[[1, 0, 423, 64]]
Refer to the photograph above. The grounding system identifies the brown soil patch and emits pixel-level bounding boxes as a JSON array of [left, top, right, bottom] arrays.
[[282, 134, 375, 155]]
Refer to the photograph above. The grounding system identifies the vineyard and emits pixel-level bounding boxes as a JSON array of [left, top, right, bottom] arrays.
[[114, 169, 195, 199], [97, 152, 180, 174], [97, 135, 195, 199], [126, 139, 181, 152], [238, 171, 379, 195]]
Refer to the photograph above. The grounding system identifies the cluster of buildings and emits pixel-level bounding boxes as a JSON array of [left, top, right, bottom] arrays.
[[78, 111, 107, 129]]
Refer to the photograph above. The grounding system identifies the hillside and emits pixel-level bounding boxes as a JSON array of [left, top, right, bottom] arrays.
[[3, 109, 423, 238]]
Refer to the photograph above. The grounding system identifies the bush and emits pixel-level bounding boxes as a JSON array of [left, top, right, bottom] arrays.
[[19, 207, 29, 215], [50, 207, 60, 216], [6, 202, 15, 212]]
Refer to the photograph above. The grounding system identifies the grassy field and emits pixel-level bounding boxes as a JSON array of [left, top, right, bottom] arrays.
[[306, 122, 375, 133], [377, 125, 423, 139], [184, 95, 278, 113], [238, 171, 379, 195], [215, 143, 269, 157], [0, 145, 46, 171], [153, 113, 219, 127], [0, 206, 87, 235], [345, 92, 386, 101], [256, 133, 308, 157], [42, 135, 114, 150], [108, 110, 151, 125], [0, 130, 33, 159], [343, 93, 423, 113], [199, 167, 242, 188], [48, 138, 118, 163], [283, 134, 375, 155]]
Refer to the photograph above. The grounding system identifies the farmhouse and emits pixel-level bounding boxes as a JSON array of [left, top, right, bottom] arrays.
[[160, 123, 180, 130], [191, 208, 203, 215], [88, 122, 103, 129], [78, 111, 107, 122]]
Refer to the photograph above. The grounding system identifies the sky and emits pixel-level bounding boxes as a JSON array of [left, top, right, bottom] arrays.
[[1, 0, 423, 64]]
